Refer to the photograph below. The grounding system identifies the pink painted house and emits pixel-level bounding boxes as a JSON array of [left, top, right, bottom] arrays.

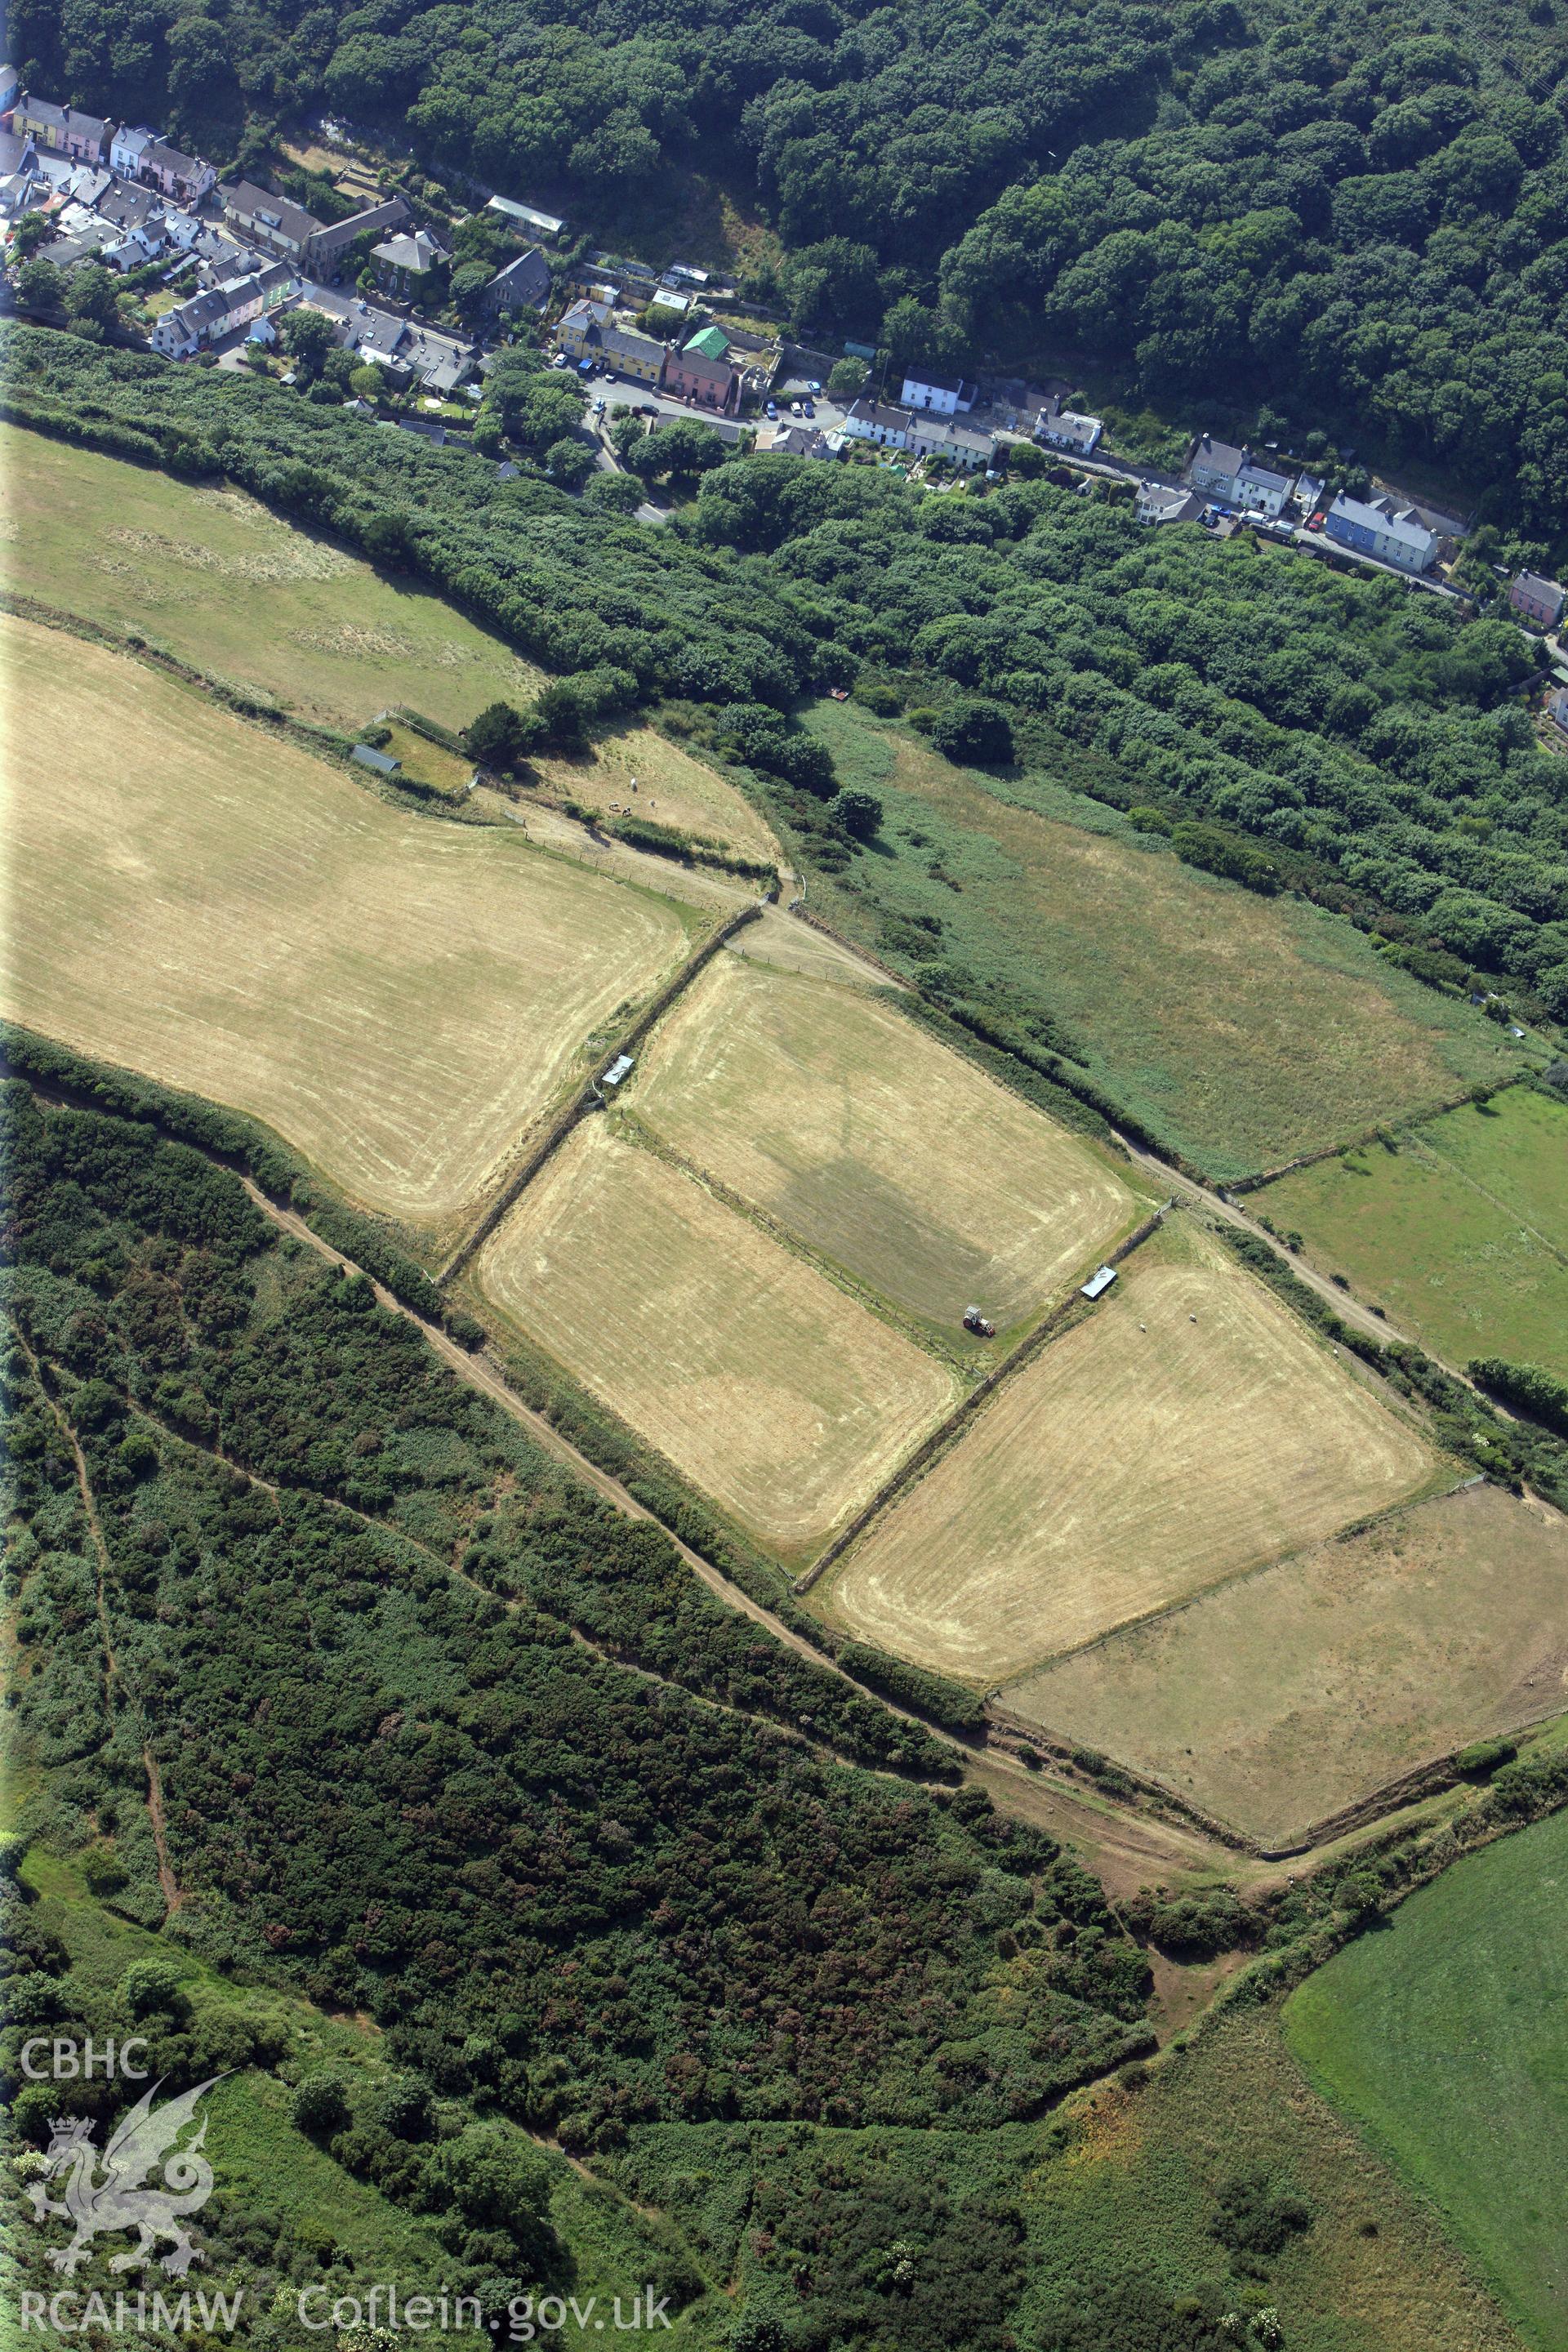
[[1509, 572, 1566, 630]]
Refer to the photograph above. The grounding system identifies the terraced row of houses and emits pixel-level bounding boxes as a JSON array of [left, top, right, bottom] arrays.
[[1182, 432, 1470, 576]]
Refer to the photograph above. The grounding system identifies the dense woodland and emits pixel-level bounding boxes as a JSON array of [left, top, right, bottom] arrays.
[[11, 0, 1568, 528], [2, 1085, 1160, 2337], [8, 1088, 1568, 2347], [7, 332, 1567, 1041]]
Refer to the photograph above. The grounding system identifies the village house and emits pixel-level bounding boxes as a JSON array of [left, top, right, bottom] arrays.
[[756, 421, 832, 459], [1186, 433, 1249, 501], [1544, 685, 1568, 745], [1323, 491, 1437, 574], [371, 225, 447, 303], [1510, 572, 1566, 630], [1136, 481, 1204, 526], [486, 194, 565, 240], [309, 194, 409, 279], [586, 321, 666, 386], [1033, 399, 1102, 457], [220, 180, 408, 279], [109, 125, 155, 178], [248, 256, 299, 312], [136, 138, 216, 206], [325, 296, 474, 394], [220, 180, 318, 265], [0, 149, 48, 223], [557, 295, 614, 358], [908, 415, 992, 470], [161, 207, 215, 256], [1234, 453, 1296, 518], [663, 341, 741, 414], [150, 274, 264, 358], [483, 248, 550, 315], [899, 369, 975, 415], [840, 399, 912, 450], [48, 160, 112, 213], [683, 323, 730, 363], [13, 95, 107, 163], [644, 288, 694, 328], [47, 220, 122, 270], [96, 176, 161, 236], [95, 180, 169, 268], [1408, 500, 1468, 547]]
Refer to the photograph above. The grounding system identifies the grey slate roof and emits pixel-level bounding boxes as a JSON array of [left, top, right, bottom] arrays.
[[487, 248, 550, 306]]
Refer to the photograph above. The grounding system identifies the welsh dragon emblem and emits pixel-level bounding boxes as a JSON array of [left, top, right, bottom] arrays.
[[26, 2077, 225, 2276]]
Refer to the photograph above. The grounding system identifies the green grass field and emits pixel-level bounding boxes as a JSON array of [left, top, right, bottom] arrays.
[[1258, 1086, 1568, 1377], [1023, 2002, 1521, 2351], [0, 421, 544, 732], [794, 701, 1517, 1181], [1285, 1807, 1568, 2348]]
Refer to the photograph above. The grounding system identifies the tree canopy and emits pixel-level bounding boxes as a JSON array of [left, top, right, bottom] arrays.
[[16, 0, 1568, 526]]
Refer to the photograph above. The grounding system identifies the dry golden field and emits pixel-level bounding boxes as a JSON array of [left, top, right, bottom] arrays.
[[629, 956, 1144, 1330], [0, 614, 693, 1227], [1004, 1486, 1568, 1846], [532, 720, 782, 865], [473, 1117, 960, 1557], [819, 1218, 1441, 1685], [2, 428, 787, 861], [0, 422, 545, 733]]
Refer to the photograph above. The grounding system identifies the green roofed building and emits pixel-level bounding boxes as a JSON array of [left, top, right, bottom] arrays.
[[684, 323, 731, 362]]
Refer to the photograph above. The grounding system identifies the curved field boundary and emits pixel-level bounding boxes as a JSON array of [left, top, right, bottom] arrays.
[[984, 1704, 1486, 1862], [794, 1205, 1170, 1593], [438, 900, 763, 1283]]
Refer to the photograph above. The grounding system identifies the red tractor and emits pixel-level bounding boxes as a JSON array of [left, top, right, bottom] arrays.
[[962, 1305, 996, 1338]]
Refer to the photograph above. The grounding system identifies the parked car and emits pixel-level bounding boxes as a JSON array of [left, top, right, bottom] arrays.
[[801, 399, 816, 417], [765, 399, 778, 419], [1307, 513, 1325, 532], [807, 380, 822, 394], [790, 399, 804, 416], [551, 351, 568, 368]]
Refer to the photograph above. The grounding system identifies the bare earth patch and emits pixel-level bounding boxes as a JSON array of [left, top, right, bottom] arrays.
[[819, 1217, 1440, 1685]]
